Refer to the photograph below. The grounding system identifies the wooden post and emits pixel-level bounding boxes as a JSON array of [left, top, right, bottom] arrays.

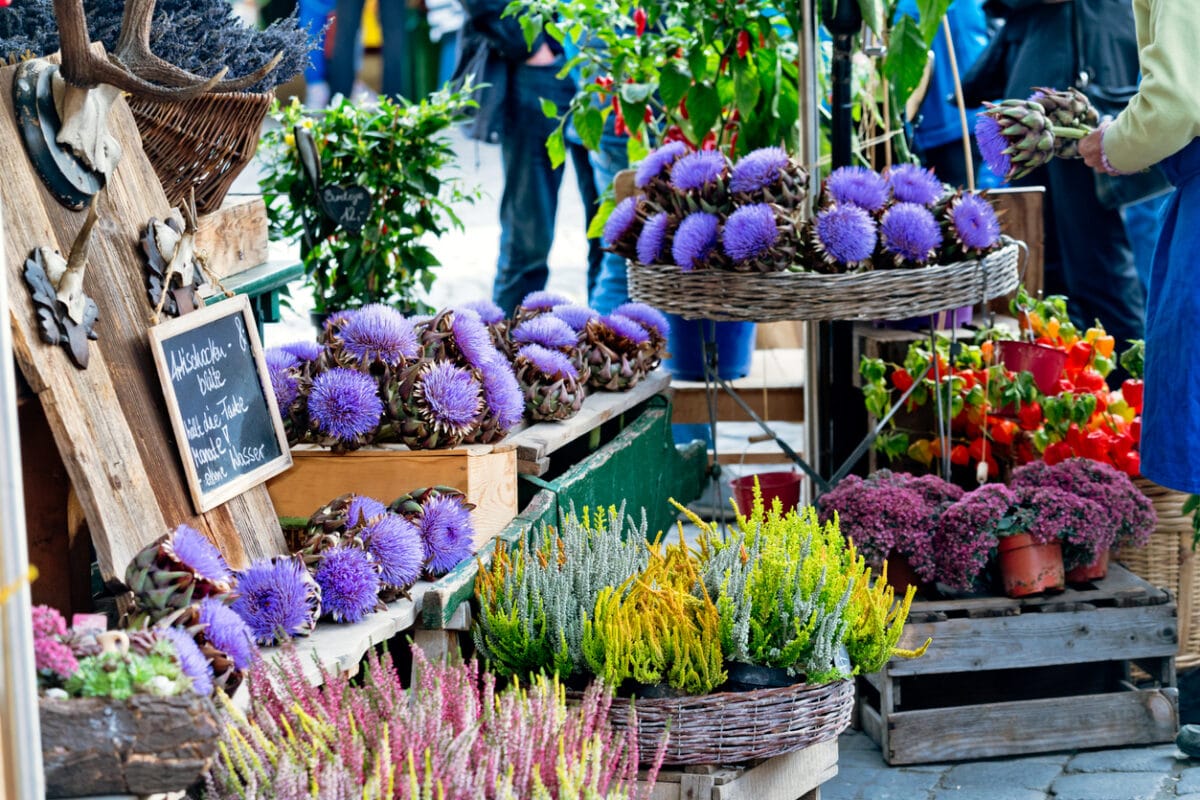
[[0, 197, 45, 798]]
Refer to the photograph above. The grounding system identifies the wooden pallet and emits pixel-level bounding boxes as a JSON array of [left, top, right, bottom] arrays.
[[670, 348, 805, 425], [859, 564, 1179, 764], [643, 738, 836, 800]]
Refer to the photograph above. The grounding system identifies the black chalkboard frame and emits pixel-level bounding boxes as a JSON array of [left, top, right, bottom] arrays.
[[147, 296, 292, 513]]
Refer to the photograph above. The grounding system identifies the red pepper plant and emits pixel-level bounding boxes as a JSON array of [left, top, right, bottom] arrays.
[[861, 288, 1144, 482]]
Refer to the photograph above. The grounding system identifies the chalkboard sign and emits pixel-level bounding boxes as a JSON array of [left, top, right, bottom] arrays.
[[148, 297, 291, 513]]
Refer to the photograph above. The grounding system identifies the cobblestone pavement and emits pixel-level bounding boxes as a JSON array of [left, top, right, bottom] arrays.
[[827, 731, 1199, 800]]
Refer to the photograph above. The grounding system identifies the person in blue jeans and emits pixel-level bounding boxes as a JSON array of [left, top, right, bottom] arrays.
[[329, 0, 407, 100], [299, 0, 336, 106], [456, 0, 600, 313], [589, 124, 631, 314]]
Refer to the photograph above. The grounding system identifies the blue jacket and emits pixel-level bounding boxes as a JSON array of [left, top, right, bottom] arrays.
[[896, 0, 991, 152]]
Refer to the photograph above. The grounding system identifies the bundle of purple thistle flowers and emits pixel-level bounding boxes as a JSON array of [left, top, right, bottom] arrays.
[[605, 143, 1003, 275], [268, 296, 669, 438]]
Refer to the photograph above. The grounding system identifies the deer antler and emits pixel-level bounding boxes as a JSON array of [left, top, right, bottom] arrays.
[[55, 0, 282, 100]]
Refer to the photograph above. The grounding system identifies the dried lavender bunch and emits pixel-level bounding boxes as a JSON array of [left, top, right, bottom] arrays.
[[0, 0, 58, 63]]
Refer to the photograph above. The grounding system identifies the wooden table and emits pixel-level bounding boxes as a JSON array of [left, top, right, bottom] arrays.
[[206, 259, 303, 338]]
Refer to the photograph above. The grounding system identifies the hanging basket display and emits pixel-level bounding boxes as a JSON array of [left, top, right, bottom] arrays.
[[629, 241, 1020, 323], [599, 678, 854, 766]]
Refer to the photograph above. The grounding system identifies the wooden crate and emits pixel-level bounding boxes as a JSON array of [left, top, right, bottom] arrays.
[[642, 738, 836, 800], [858, 564, 1179, 764], [195, 195, 269, 280], [265, 442, 517, 549]]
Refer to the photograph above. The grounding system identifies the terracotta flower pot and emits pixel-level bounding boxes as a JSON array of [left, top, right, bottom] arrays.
[[997, 534, 1065, 597], [1065, 546, 1111, 584], [884, 551, 926, 598]]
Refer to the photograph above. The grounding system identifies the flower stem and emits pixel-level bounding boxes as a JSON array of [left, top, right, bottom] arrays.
[[1050, 125, 1092, 140]]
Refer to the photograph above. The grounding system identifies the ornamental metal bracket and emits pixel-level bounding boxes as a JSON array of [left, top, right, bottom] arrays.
[[23, 197, 102, 368]]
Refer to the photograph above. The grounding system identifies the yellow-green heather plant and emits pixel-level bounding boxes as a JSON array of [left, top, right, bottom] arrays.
[[843, 560, 930, 674], [582, 540, 726, 695]]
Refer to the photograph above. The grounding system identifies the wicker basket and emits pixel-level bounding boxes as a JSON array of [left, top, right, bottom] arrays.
[[128, 91, 273, 215], [604, 678, 854, 765], [1117, 477, 1200, 668], [628, 242, 1020, 323]]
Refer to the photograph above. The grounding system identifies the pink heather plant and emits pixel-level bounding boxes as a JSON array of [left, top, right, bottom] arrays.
[[933, 484, 1016, 592], [818, 474, 937, 581], [206, 645, 664, 800], [1015, 485, 1108, 570]]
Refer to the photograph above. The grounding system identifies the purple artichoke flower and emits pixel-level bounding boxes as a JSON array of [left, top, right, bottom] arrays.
[[881, 202, 943, 263], [459, 299, 506, 326], [347, 495, 388, 527], [339, 304, 419, 366], [171, 524, 232, 585], [265, 348, 300, 411], [636, 211, 670, 264], [603, 313, 651, 345], [722, 203, 779, 262], [419, 361, 483, 433], [419, 495, 476, 577], [162, 626, 213, 696], [730, 146, 789, 193], [975, 115, 1012, 181], [520, 290, 572, 311], [230, 557, 320, 645], [512, 315, 578, 350], [634, 141, 688, 188], [612, 303, 669, 339], [479, 354, 525, 430], [363, 513, 425, 589], [450, 309, 496, 371], [279, 340, 323, 363], [672, 211, 719, 271], [886, 163, 944, 206], [518, 344, 579, 381], [314, 545, 380, 623], [308, 368, 383, 443], [549, 304, 599, 333], [815, 204, 877, 266], [951, 192, 1002, 251], [198, 597, 257, 670], [826, 166, 889, 211], [670, 151, 727, 192], [603, 196, 639, 245]]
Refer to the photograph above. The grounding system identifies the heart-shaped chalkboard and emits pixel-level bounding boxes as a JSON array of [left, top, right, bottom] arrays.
[[320, 185, 372, 234]]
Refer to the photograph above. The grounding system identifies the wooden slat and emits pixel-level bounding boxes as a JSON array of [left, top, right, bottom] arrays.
[[642, 740, 839, 800], [671, 348, 805, 424], [989, 186, 1045, 304], [194, 195, 268, 280], [889, 602, 1178, 676], [507, 369, 670, 470], [882, 688, 1177, 765]]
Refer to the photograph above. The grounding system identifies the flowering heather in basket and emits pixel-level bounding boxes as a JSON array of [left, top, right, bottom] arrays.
[[205, 645, 661, 800], [817, 474, 938, 582]]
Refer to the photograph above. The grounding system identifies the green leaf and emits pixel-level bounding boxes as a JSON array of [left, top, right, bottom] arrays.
[[626, 135, 650, 165], [883, 15, 930, 108], [589, 199, 616, 240], [545, 125, 566, 168], [916, 0, 952, 44], [659, 64, 691, 112], [685, 82, 720, 144], [575, 105, 604, 151], [519, 14, 541, 50], [857, 0, 885, 34], [619, 82, 655, 104], [688, 48, 710, 83], [733, 58, 761, 120], [540, 97, 559, 119]]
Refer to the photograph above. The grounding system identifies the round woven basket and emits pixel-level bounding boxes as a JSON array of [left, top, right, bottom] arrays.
[[1117, 477, 1200, 668], [605, 678, 854, 765], [628, 241, 1020, 323], [128, 91, 273, 215]]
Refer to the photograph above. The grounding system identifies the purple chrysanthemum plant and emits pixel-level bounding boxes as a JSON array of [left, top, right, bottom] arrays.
[[880, 202, 943, 266], [885, 163, 945, 207], [362, 513, 426, 598], [513, 343, 586, 421], [313, 544, 382, 624], [635, 211, 672, 265], [671, 211, 720, 272], [824, 166, 889, 212], [811, 203, 877, 273], [418, 494, 476, 578], [940, 191, 1003, 259], [729, 146, 809, 206], [1013, 485, 1109, 571], [306, 367, 383, 450], [932, 483, 1016, 592], [231, 556, 322, 646], [720, 203, 795, 273], [818, 475, 937, 582], [31, 605, 78, 685]]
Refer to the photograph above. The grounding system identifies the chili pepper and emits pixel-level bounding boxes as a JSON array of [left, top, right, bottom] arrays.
[[1044, 441, 1073, 465], [890, 368, 914, 392], [1018, 401, 1043, 431], [950, 444, 970, 466], [700, 130, 717, 150], [634, 7, 647, 36], [644, 106, 654, 124], [1067, 341, 1093, 370], [678, 98, 689, 119], [736, 30, 751, 58], [1094, 334, 1115, 359], [1121, 378, 1144, 413], [595, 75, 614, 90], [1117, 450, 1140, 476]]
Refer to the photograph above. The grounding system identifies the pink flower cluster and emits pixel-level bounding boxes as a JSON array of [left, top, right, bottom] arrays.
[[1017, 486, 1108, 569], [31, 605, 78, 682], [933, 484, 1016, 592], [1011, 458, 1156, 549]]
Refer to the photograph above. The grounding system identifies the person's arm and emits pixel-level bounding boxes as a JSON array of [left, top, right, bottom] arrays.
[[1100, 0, 1200, 173], [461, 0, 537, 62]]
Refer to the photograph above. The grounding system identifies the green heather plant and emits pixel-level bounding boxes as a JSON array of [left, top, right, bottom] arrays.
[[260, 90, 478, 315], [205, 645, 661, 800], [473, 505, 651, 680]]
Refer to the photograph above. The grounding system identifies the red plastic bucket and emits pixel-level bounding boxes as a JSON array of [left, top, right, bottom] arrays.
[[997, 340, 1068, 394], [730, 471, 802, 515]]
